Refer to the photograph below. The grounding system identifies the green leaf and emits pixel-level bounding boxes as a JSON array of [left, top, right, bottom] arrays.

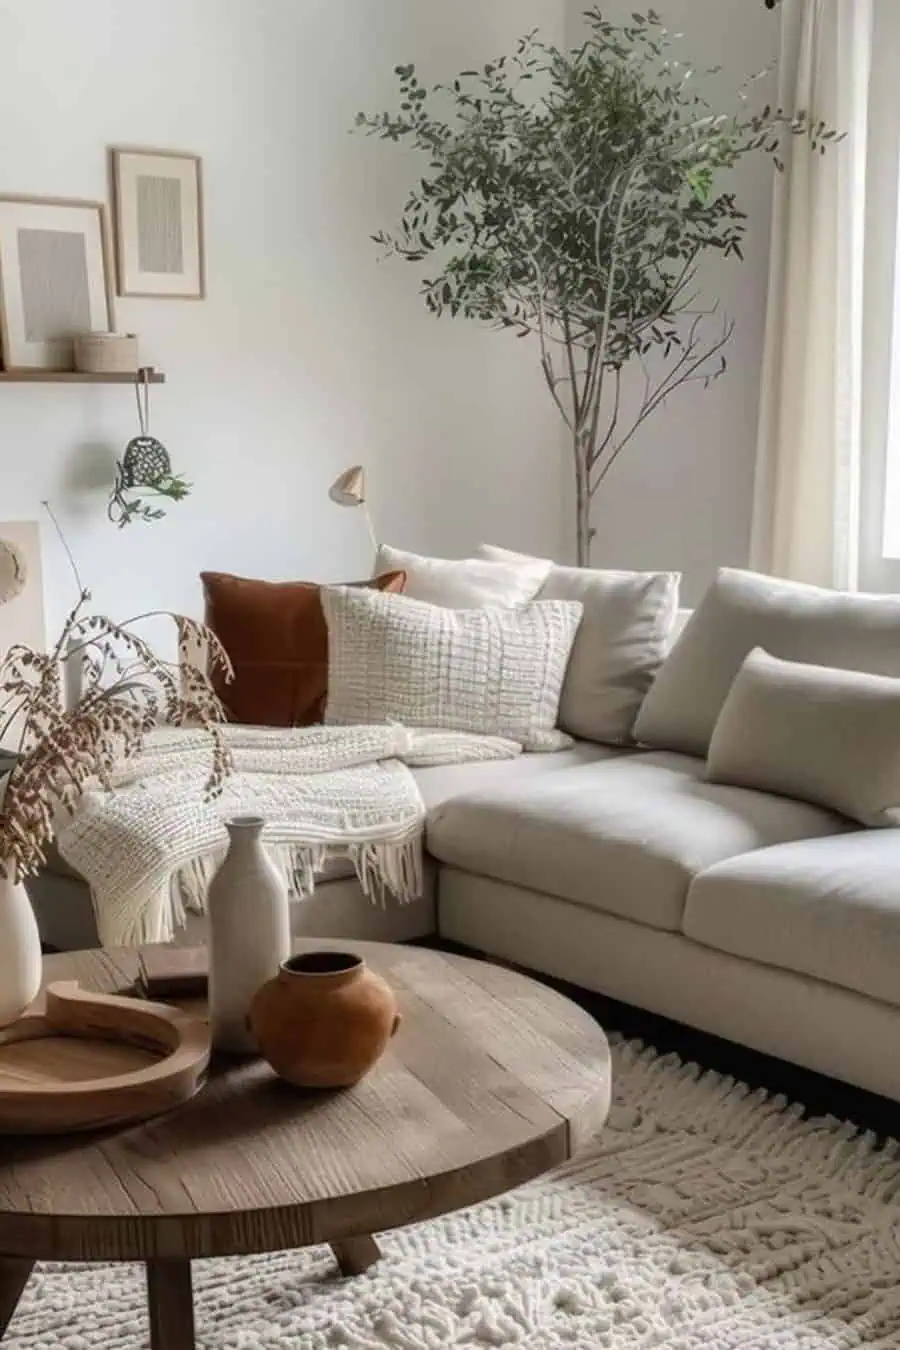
[[685, 165, 714, 204]]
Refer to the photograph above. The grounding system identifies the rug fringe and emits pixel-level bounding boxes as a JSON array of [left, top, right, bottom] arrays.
[[604, 1037, 900, 1203]]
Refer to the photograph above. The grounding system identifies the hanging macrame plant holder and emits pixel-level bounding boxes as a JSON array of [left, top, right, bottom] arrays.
[[108, 369, 191, 528]]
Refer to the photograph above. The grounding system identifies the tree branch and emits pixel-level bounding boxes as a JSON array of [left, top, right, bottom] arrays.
[[562, 314, 583, 427], [586, 159, 646, 460], [590, 318, 734, 493], [587, 366, 622, 469], [540, 352, 574, 431]]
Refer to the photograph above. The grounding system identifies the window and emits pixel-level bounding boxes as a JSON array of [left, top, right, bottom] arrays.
[[859, 2, 900, 588]]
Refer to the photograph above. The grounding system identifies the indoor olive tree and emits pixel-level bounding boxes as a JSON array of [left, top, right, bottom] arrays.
[[358, 9, 833, 563]]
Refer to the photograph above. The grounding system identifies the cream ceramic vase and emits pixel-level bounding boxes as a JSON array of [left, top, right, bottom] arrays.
[[0, 870, 42, 1027], [207, 816, 291, 1055]]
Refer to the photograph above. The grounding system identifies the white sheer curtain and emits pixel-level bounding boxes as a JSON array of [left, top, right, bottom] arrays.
[[750, 0, 873, 589]]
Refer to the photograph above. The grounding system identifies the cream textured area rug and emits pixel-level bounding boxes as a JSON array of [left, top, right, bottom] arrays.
[[9, 1040, 900, 1349]]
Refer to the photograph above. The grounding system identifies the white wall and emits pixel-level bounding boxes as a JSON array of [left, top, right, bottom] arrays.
[[0, 0, 779, 638], [0, 0, 567, 645], [567, 0, 780, 602]]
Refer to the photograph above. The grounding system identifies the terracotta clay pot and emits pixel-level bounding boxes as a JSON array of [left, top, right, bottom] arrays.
[[249, 950, 400, 1088]]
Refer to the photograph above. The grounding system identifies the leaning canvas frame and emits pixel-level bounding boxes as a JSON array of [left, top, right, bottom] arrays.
[[111, 148, 205, 299], [0, 196, 114, 372], [0, 520, 46, 749]]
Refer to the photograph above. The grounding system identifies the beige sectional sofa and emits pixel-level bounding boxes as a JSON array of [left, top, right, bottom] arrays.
[[30, 565, 900, 1104]]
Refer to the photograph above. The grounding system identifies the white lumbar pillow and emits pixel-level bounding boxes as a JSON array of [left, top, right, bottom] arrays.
[[635, 567, 900, 758], [322, 585, 582, 752], [476, 543, 680, 746], [375, 544, 550, 609], [706, 647, 900, 827]]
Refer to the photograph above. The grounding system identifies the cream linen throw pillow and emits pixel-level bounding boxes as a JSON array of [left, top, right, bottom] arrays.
[[476, 544, 680, 745], [375, 544, 550, 608], [636, 567, 900, 757], [706, 648, 900, 827], [322, 585, 582, 752]]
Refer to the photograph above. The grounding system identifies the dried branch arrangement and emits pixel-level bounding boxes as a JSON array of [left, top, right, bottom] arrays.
[[0, 518, 232, 880], [358, 7, 838, 564]]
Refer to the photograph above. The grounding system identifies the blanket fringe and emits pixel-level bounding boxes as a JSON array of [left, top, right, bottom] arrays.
[[132, 835, 424, 947], [352, 830, 423, 909], [67, 725, 517, 948]]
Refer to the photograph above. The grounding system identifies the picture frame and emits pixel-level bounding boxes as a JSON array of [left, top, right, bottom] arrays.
[[0, 196, 115, 372], [111, 148, 206, 300]]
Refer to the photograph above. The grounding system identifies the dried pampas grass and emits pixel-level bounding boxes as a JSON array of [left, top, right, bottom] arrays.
[[0, 508, 233, 881]]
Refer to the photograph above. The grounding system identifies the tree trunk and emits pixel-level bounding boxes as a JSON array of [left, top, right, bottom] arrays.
[[573, 432, 592, 568]]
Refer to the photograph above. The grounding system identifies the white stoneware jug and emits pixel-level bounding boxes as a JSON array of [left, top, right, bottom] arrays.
[[207, 816, 291, 1055]]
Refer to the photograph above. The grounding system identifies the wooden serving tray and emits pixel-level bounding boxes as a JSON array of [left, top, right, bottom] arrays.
[[0, 981, 209, 1134]]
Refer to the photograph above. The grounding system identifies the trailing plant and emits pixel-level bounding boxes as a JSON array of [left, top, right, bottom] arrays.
[[0, 506, 232, 879], [108, 457, 192, 529], [357, 8, 837, 564], [108, 375, 192, 528]]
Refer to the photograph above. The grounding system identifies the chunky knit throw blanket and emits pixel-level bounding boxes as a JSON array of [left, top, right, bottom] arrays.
[[57, 723, 521, 949]]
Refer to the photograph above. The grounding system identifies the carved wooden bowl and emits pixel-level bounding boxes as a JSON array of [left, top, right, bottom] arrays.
[[0, 982, 209, 1134]]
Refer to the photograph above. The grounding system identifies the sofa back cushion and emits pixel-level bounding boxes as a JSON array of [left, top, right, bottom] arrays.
[[635, 567, 900, 756], [476, 544, 680, 745], [706, 647, 900, 827], [322, 585, 582, 751], [375, 544, 550, 608], [202, 569, 405, 727]]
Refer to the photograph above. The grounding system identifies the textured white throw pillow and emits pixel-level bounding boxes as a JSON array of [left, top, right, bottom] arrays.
[[375, 544, 550, 608], [322, 586, 582, 752], [635, 567, 900, 757], [706, 648, 900, 827], [476, 544, 680, 745]]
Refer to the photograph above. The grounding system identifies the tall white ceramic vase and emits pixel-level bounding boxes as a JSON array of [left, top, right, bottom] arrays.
[[0, 869, 42, 1027], [207, 816, 291, 1055]]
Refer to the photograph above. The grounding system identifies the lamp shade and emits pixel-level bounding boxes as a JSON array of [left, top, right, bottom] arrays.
[[329, 465, 367, 507]]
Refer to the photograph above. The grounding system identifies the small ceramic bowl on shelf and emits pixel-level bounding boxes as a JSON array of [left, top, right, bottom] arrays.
[[73, 333, 139, 375]]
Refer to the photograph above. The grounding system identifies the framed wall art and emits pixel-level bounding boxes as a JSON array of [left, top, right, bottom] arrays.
[[0, 197, 114, 372], [111, 148, 205, 299]]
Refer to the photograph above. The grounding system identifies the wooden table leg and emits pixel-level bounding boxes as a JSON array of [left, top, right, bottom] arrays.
[[330, 1235, 382, 1276], [0, 1259, 34, 1341], [146, 1258, 195, 1350]]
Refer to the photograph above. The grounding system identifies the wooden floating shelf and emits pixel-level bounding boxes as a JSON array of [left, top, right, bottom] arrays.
[[0, 370, 165, 384]]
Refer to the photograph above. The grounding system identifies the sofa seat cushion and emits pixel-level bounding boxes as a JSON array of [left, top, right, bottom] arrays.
[[684, 831, 900, 1007], [427, 751, 847, 932], [413, 741, 623, 812]]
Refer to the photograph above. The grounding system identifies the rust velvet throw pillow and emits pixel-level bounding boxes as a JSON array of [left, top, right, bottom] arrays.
[[201, 570, 406, 727]]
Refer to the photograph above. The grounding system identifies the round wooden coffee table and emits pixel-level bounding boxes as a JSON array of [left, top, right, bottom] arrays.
[[0, 940, 610, 1349]]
